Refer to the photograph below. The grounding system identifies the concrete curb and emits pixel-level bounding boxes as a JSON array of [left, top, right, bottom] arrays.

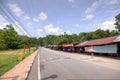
[[20, 50, 39, 80], [23, 63, 33, 80]]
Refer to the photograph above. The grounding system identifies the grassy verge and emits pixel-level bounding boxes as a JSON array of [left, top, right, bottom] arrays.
[[0, 47, 37, 77]]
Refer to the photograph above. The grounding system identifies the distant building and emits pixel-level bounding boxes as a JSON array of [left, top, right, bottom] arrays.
[[63, 43, 74, 52]]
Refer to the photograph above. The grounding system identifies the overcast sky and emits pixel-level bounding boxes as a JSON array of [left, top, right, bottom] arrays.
[[0, 0, 120, 37]]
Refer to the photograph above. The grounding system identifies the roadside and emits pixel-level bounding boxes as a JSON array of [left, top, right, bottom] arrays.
[[0, 47, 36, 77], [39, 47, 120, 80], [44, 48, 120, 71], [0, 49, 38, 80]]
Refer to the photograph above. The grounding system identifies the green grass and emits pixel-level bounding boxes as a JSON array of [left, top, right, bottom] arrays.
[[0, 54, 18, 76], [0, 47, 37, 77]]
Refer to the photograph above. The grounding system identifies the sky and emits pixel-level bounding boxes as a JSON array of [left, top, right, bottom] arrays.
[[0, 0, 120, 37]]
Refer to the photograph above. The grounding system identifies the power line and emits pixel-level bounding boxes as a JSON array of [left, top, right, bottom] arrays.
[[0, 0, 31, 36]]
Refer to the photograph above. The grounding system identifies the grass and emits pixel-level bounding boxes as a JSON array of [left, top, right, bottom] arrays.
[[0, 47, 37, 77], [0, 49, 24, 55]]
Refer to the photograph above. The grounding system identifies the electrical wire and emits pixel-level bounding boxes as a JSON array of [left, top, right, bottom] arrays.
[[0, 0, 31, 36]]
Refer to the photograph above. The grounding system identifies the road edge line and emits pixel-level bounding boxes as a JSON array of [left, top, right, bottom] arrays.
[[38, 48, 41, 80], [20, 50, 39, 80]]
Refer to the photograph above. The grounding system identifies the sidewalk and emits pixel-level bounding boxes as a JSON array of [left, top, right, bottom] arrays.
[[0, 50, 38, 80]]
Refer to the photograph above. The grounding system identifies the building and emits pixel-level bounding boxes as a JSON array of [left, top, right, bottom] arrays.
[[63, 43, 74, 52], [75, 35, 120, 56]]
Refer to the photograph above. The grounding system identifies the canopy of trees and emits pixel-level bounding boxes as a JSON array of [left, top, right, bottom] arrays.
[[0, 23, 119, 50], [115, 13, 120, 31], [0, 24, 38, 50], [38, 29, 120, 46]]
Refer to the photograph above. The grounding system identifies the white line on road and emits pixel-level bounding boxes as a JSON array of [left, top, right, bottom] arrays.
[[38, 50, 41, 80]]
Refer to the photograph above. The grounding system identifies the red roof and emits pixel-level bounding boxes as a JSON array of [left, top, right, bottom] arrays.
[[76, 35, 120, 47], [63, 44, 73, 48]]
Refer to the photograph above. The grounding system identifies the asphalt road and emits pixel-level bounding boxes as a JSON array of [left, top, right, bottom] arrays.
[[27, 47, 120, 80]]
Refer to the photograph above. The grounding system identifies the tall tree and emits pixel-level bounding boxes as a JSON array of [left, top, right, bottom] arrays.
[[115, 14, 120, 31], [3, 24, 21, 49]]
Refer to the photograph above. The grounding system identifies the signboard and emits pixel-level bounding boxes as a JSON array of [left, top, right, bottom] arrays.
[[24, 45, 30, 53]]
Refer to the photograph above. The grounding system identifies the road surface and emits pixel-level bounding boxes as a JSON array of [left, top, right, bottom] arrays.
[[27, 47, 120, 80]]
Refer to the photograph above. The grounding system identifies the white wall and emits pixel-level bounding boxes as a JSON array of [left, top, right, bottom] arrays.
[[92, 44, 117, 54]]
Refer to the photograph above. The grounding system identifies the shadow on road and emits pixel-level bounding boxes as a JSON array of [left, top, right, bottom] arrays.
[[41, 74, 58, 80], [40, 63, 45, 71]]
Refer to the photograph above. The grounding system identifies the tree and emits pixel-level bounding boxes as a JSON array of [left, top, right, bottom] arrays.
[[71, 34, 79, 43], [3, 24, 21, 49], [110, 30, 120, 36], [78, 32, 87, 42], [0, 24, 40, 50], [115, 14, 120, 31], [38, 29, 119, 46], [0, 29, 7, 50], [0, 24, 21, 49], [29, 37, 38, 47]]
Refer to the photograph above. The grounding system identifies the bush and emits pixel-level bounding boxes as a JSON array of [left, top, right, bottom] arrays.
[[17, 53, 24, 61]]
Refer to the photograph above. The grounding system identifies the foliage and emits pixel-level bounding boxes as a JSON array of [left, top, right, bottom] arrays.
[[0, 24, 38, 50], [38, 29, 120, 46], [0, 23, 119, 49], [17, 52, 24, 61], [115, 13, 120, 31]]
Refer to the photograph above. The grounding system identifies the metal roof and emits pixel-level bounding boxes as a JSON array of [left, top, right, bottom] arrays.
[[63, 44, 74, 48], [76, 35, 120, 47]]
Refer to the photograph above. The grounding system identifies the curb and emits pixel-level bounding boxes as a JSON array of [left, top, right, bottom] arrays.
[[22, 63, 33, 80], [20, 50, 39, 80]]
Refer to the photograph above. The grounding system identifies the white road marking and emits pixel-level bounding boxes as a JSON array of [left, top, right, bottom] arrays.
[[38, 50, 41, 80]]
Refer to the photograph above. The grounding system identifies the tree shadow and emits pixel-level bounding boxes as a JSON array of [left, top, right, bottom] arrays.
[[41, 74, 58, 80]]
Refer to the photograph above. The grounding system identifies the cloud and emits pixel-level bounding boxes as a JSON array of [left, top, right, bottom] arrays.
[[75, 24, 80, 27], [68, 0, 74, 3], [44, 24, 62, 35], [104, 0, 120, 5], [68, 0, 75, 8], [39, 12, 47, 21], [33, 18, 39, 22], [0, 14, 29, 36], [84, 1, 98, 20], [0, 15, 9, 29], [85, 8, 94, 14], [44, 24, 70, 35], [26, 22, 32, 27], [85, 1, 98, 14], [37, 28, 43, 35], [100, 20, 116, 31], [66, 30, 71, 34], [8, 3, 24, 16], [33, 12, 47, 22], [86, 14, 94, 20], [91, 1, 98, 7], [85, 0, 120, 15], [60, 30, 71, 35], [84, 0, 120, 21], [23, 16, 30, 20]]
